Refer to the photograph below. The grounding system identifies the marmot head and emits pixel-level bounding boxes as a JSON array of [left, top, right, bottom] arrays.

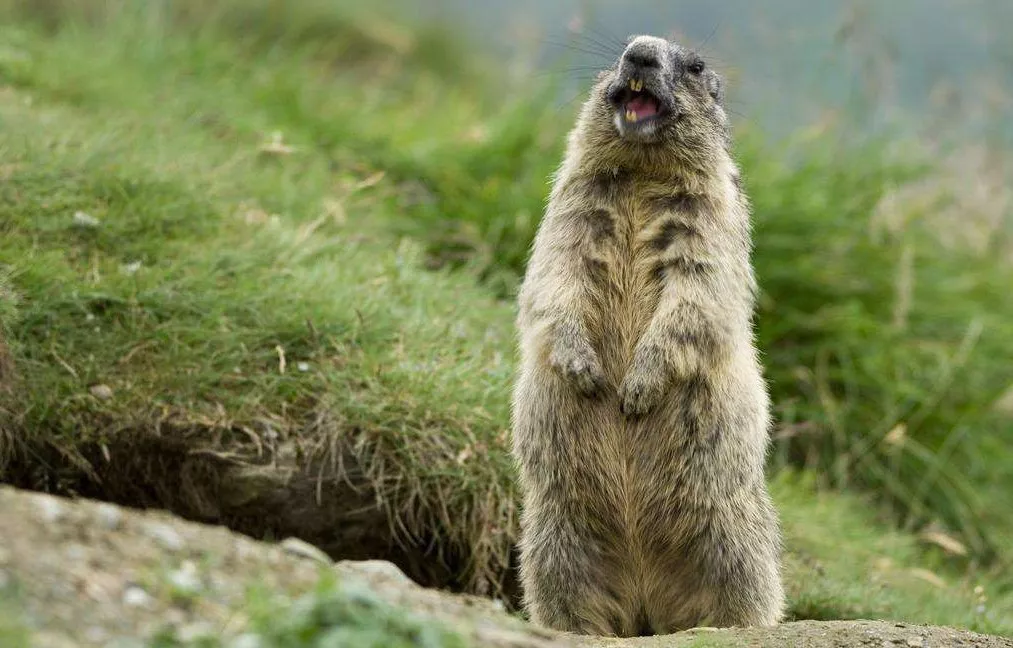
[[577, 35, 730, 174]]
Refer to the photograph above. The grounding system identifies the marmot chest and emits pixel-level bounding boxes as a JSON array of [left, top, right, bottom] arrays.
[[581, 189, 687, 360]]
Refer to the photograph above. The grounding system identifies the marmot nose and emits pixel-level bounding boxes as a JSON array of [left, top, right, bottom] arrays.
[[623, 43, 661, 70]]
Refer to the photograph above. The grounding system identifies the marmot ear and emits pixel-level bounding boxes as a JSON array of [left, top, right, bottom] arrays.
[[705, 70, 724, 103]]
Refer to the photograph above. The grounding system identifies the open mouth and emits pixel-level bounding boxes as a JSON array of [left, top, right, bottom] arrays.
[[615, 78, 662, 124]]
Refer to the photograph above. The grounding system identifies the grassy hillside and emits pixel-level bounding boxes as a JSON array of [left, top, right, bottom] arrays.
[[0, 0, 1011, 640]]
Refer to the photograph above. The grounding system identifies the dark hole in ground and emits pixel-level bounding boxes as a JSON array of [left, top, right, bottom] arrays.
[[1, 435, 523, 609]]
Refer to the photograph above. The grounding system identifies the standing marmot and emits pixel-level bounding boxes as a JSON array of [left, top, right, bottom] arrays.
[[511, 35, 785, 637]]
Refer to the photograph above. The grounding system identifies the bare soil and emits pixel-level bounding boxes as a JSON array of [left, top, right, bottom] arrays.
[[582, 620, 1013, 648]]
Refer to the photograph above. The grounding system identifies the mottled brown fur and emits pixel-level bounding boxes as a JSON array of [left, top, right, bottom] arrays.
[[511, 35, 784, 637]]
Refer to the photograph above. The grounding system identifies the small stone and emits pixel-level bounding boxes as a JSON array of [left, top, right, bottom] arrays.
[[338, 559, 412, 585], [296, 362, 310, 372], [281, 537, 332, 565], [89, 384, 114, 400], [168, 560, 202, 594], [96, 503, 123, 530], [35, 495, 66, 523], [84, 576, 116, 603], [84, 626, 109, 643], [234, 539, 255, 561], [31, 632, 77, 648], [208, 571, 229, 592], [50, 581, 76, 599], [144, 522, 184, 552], [64, 543, 88, 562], [72, 211, 101, 227], [229, 634, 264, 648], [123, 585, 153, 608], [176, 622, 215, 641], [906, 638, 924, 647], [120, 260, 143, 275]]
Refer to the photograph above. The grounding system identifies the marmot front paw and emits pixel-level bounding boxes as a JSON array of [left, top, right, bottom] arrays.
[[549, 339, 607, 397], [619, 358, 668, 417]]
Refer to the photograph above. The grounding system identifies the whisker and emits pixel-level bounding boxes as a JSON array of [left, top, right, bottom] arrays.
[[549, 65, 609, 72], [554, 89, 590, 115], [545, 28, 618, 55], [531, 68, 602, 80], [551, 37, 615, 59], [584, 16, 629, 50], [542, 40, 616, 61], [568, 31, 622, 58], [580, 25, 626, 53], [696, 18, 723, 53]]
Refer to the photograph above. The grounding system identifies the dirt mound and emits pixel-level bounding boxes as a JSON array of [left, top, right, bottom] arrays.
[[583, 621, 1013, 647], [0, 485, 543, 647], [0, 486, 1008, 647]]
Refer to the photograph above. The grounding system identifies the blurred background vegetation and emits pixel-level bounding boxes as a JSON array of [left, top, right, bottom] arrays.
[[0, 0, 1010, 635], [397, 0, 1013, 564]]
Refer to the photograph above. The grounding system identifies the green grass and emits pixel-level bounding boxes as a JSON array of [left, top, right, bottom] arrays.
[[773, 472, 1011, 635], [151, 572, 469, 648], [742, 135, 1013, 561], [0, 0, 1011, 639], [0, 598, 29, 648]]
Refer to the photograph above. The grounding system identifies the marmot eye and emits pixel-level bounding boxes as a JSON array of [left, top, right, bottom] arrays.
[[688, 60, 705, 75]]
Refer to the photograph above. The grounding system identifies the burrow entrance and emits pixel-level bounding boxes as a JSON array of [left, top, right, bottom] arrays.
[[2, 434, 522, 607]]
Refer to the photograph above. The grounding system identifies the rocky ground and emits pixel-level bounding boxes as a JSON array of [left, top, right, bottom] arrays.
[[1, 487, 1009, 648]]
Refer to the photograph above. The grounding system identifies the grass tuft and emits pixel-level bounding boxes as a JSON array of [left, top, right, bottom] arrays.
[[151, 571, 469, 647]]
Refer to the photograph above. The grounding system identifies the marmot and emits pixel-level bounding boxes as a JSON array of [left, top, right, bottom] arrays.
[[511, 35, 785, 637]]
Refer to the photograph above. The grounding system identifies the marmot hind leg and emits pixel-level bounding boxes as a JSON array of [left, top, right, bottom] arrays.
[[518, 516, 632, 636], [647, 499, 785, 632]]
